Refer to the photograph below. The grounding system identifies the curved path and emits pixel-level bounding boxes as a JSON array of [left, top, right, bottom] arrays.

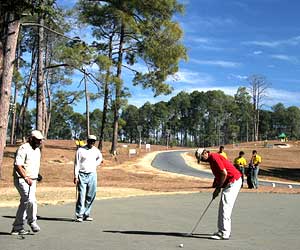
[[151, 150, 300, 189]]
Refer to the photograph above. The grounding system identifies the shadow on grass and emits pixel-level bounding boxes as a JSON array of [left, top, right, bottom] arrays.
[[2, 215, 75, 222], [103, 230, 212, 239], [259, 168, 300, 182]]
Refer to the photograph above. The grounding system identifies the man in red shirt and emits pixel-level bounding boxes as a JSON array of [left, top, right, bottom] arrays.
[[200, 149, 242, 240]]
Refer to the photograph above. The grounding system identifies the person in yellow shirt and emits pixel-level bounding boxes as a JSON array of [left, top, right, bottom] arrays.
[[233, 151, 247, 187], [218, 145, 228, 159], [249, 150, 262, 189], [75, 138, 85, 149]]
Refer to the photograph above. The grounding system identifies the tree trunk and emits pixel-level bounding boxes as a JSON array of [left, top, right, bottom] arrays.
[[44, 75, 51, 139], [110, 23, 125, 154], [98, 33, 113, 151], [17, 51, 36, 140], [0, 14, 20, 179], [84, 72, 90, 137], [10, 41, 21, 144], [36, 14, 45, 132]]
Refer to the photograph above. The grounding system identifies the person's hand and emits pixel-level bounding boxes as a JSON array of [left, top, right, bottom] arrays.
[[212, 187, 221, 199], [37, 173, 43, 182], [24, 176, 33, 186], [73, 177, 78, 184]]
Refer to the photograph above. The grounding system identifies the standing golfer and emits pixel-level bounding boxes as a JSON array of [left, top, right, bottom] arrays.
[[11, 130, 44, 235], [200, 149, 242, 240], [74, 135, 103, 222]]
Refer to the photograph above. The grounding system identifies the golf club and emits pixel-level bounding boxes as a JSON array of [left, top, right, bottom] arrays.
[[188, 198, 214, 236], [74, 184, 78, 221]]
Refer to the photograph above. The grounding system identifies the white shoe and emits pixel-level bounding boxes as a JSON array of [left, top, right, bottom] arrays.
[[75, 217, 83, 222], [30, 222, 41, 233], [11, 229, 30, 235], [210, 232, 229, 240], [83, 216, 93, 221]]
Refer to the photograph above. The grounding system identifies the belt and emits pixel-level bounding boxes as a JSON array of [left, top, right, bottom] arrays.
[[79, 171, 93, 174], [17, 177, 37, 180]]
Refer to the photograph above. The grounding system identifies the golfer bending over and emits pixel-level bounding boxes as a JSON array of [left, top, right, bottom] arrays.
[[200, 149, 242, 240], [74, 135, 103, 222], [11, 130, 44, 235]]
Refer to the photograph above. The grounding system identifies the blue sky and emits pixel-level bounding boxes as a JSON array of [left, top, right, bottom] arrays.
[[57, 0, 300, 112]]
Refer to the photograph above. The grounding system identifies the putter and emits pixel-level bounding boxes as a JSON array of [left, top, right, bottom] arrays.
[[74, 184, 78, 221], [188, 198, 214, 236]]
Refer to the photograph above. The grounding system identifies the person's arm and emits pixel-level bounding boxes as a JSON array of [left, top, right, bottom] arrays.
[[74, 150, 80, 184], [14, 165, 33, 186], [212, 168, 227, 199], [95, 150, 103, 166]]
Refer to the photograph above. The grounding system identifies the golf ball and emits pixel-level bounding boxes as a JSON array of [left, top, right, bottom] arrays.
[[179, 243, 184, 248]]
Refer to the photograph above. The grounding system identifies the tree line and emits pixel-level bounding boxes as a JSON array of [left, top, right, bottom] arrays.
[[7, 87, 300, 149]]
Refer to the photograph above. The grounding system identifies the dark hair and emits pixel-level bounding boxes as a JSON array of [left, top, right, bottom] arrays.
[[252, 150, 257, 154], [239, 151, 245, 156]]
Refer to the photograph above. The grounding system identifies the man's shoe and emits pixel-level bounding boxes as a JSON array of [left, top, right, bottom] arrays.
[[30, 222, 41, 233], [83, 216, 93, 221], [210, 232, 229, 240], [11, 229, 30, 235], [75, 217, 83, 222]]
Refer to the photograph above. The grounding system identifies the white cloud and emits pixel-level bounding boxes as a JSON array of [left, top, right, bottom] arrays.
[[191, 59, 241, 68], [179, 86, 239, 97], [228, 74, 248, 81], [197, 17, 236, 29], [243, 35, 300, 48], [253, 50, 263, 55], [170, 69, 214, 84], [187, 36, 224, 51], [191, 37, 211, 44], [264, 88, 300, 107], [270, 54, 299, 63]]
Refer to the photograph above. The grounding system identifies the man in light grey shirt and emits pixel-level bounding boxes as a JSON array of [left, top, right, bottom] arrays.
[[11, 130, 44, 235], [74, 135, 103, 222]]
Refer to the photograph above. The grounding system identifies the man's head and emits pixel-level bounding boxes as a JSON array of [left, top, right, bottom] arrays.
[[87, 135, 97, 148], [219, 146, 224, 152], [29, 130, 44, 149], [239, 151, 245, 157], [200, 149, 210, 162], [252, 150, 257, 155]]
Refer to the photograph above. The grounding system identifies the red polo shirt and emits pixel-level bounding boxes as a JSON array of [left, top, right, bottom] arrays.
[[208, 152, 241, 187]]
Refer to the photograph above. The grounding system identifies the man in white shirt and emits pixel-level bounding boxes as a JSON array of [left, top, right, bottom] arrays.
[[11, 130, 44, 235], [74, 135, 103, 222]]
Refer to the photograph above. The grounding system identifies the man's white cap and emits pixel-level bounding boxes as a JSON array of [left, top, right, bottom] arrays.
[[31, 130, 44, 140], [87, 135, 97, 140]]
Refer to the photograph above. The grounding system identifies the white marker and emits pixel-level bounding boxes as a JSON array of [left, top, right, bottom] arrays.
[[288, 185, 292, 189], [179, 243, 184, 248], [272, 183, 276, 187]]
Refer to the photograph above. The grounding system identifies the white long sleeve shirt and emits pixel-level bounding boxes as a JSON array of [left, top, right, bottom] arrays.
[[74, 145, 102, 178]]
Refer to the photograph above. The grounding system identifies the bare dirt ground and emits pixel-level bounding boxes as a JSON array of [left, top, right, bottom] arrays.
[[1, 139, 300, 207]]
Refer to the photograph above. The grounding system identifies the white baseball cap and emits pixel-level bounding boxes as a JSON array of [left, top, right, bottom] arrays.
[[31, 130, 44, 140], [87, 135, 97, 140]]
